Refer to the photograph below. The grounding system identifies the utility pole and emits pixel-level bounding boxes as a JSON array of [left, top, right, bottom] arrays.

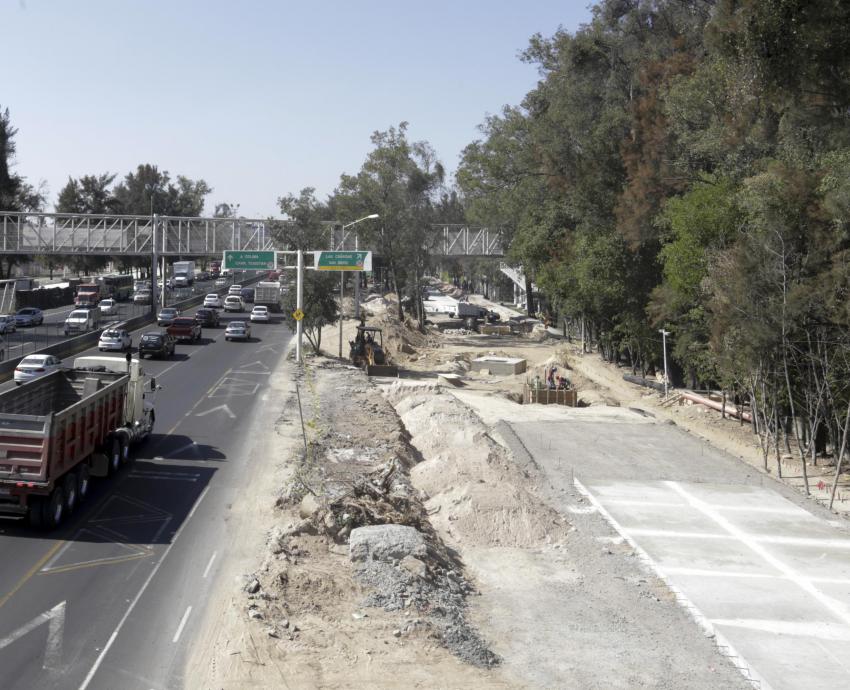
[[336, 214, 379, 358], [659, 328, 670, 399], [151, 214, 158, 314], [296, 249, 303, 364]]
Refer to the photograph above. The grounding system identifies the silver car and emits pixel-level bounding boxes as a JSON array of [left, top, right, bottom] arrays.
[[14, 354, 62, 385], [0, 314, 16, 334], [99, 328, 132, 352], [225, 321, 251, 341]]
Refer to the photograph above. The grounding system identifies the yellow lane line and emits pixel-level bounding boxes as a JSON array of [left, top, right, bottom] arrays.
[[0, 539, 63, 609]]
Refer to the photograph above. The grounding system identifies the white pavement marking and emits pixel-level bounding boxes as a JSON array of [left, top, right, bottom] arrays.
[[195, 404, 236, 419], [667, 480, 850, 627], [710, 618, 850, 641], [567, 505, 597, 514], [77, 485, 211, 690], [127, 473, 198, 482], [0, 600, 66, 671], [574, 478, 768, 690], [171, 606, 192, 644], [202, 551, 217, 579]]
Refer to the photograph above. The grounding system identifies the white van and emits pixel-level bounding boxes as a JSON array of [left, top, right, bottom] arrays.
[[64, 308, 101, 336], [223, 295, 243, 312]]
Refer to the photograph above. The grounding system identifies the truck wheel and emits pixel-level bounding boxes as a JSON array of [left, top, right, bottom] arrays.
[[121, 439, 131, 465], [44, 487, 65, 529], [77, 464, 91, 504], [63, 473, 78, 514], [109, 438, 122, 475]]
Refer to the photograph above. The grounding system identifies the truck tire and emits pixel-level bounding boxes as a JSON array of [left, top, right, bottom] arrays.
[[28, 497, 46, 529], [43, 486, 65, 529], [109, 438, 122, 475], [63, 473, 79, 514], [77, 464, 91, 504]]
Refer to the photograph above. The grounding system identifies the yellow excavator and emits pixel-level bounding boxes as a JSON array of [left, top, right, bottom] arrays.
[[349, 321, 399, 377]]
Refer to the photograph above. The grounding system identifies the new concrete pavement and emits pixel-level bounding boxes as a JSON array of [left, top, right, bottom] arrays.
[[0, 299, 293, 689]]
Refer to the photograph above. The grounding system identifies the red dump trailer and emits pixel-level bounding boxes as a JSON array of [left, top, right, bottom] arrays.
[[0, 356, 157, 528]]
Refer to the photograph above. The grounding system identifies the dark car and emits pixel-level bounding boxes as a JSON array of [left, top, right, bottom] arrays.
[[138, 331, 176, 359], [15, 308, 44, 327], [194, 308, 220, 327], [240, 287, 255, 304]]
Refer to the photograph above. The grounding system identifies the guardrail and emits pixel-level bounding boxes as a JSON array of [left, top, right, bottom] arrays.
[[0, 274, 267, 383]]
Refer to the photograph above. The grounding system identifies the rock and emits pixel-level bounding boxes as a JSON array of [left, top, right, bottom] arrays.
[[245, 578, 261, 594], [299, 492, 321, 519], [248, 608, 264, 620], [349, 525, 427, 563], [393, 629, 402, 638], [399, 555, 428, 580], [281, 618, 290, 629], [266, 626, 279, 638]]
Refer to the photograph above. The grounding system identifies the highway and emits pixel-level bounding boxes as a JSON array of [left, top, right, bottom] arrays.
[[0, 276, 239, 361], [0, 296, 293, 689]]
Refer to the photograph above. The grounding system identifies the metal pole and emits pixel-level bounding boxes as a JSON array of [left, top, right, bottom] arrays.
[[296, 249, 303, 363], [354, 234, 361, 320], [151, 214, 158, 314], [161, 256, 167, 308], [659, 328, 670, 399], [338, 270, 344, 358]]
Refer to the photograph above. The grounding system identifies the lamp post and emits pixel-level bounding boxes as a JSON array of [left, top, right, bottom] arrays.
[[338, 214, 379, 358], [659, 328, 670, 399]]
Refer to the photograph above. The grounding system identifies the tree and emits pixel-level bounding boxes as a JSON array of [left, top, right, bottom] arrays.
[[280, 271, 339, 354], [112, 164, 212, 216], [56, 173, 117, 214]]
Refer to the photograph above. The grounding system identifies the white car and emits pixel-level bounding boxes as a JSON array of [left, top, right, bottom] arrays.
[[14, 354, 62, 385], [0, 314, 16, 334], [228, 284, 243, 296], [214, 277, 228, 288], [223, 295, 243, 312], [250, 306, 270, 322], [225, 321, 251, 341], [99, 327, 132, 352], [203, 294, 223, 309], [99, 298, 119, 316]]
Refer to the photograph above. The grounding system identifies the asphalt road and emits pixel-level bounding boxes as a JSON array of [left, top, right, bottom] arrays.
[[0, 275, 250, 361], [0, 297, 293, 689]]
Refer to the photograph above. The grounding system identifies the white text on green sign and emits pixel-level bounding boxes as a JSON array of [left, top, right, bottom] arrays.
[[223, 250, 276, 270], [314, 251, 372, 271]]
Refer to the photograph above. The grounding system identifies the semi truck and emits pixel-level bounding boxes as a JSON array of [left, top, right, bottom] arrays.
[[0, 355, 157, 528], [172, 260, 195, 287], [75, 281, 107, 307], [254, 281, 282, 312]]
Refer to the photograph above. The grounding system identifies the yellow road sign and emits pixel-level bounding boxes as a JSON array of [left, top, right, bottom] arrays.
[[292, 308, 304, 321]]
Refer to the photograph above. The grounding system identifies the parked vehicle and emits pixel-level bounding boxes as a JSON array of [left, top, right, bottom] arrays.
[[0, 315, 17, 334], [99, 328, 132, 352], [167, 317, 202, 342], [452, 302, 487, 319], [138, 332, 175, 359], [15, 308, 44, 327], [133, 289, 152, 305], [172, 261, 195, 287], [64, 308, 101, 336], [157, 308, 179, 326], [228, 284, 243, 296], [13, 276, 38, 291], [99, 298, 119, 316], [225, 321, 251, 341], [223, 295, 243, 312], [203, 294, 223, 309], [0, 356, 157, 528], [240, 287, 255, 304], [14, 354, 63, 385], [250, 306, 270, 323], [254, 282, 282, 312], [194, 308, 220, 327]]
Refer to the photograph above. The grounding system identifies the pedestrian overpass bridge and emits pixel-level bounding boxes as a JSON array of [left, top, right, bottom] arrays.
[[0, 212, 503, 258]]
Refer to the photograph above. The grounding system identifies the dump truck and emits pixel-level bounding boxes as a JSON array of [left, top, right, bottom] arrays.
[[254, 281, 282, 312], [0, 355, 158, 528], [75, 281, 107, 307]]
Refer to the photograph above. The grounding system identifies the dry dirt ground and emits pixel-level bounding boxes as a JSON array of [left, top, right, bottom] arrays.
[[189, 286, 845, 689]]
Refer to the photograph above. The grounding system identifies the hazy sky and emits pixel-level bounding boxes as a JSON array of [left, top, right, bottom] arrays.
[[3, 1, 591, 218]]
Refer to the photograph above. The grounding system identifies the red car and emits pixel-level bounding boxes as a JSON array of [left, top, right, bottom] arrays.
[[166, 317, 202, 342]]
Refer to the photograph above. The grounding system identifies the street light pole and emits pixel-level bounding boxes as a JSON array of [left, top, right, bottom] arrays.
[[337, 214, 379, 359], [659, 328, 670, 399]]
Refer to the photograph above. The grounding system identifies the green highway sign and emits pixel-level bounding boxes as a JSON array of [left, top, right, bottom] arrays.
[[314, 251, 372, 271], [223, 250, 276, 270]]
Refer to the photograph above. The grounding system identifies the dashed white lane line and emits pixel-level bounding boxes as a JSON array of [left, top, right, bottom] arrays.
[[202, 551, 217, 579], [78, 485, 211, 690], [171, 606, 192, 644]]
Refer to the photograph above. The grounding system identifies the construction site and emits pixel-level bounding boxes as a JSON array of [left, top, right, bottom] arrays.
[[187, 282, 850, 690]]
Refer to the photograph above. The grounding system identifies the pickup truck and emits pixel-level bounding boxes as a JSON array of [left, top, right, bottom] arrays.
[[167, 317, 202, 342], [64, 307, 101, 336], [0, 356, 157, 528]]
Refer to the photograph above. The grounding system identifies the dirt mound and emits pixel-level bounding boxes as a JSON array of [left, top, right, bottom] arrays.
[[387, 385, 570, 549]]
